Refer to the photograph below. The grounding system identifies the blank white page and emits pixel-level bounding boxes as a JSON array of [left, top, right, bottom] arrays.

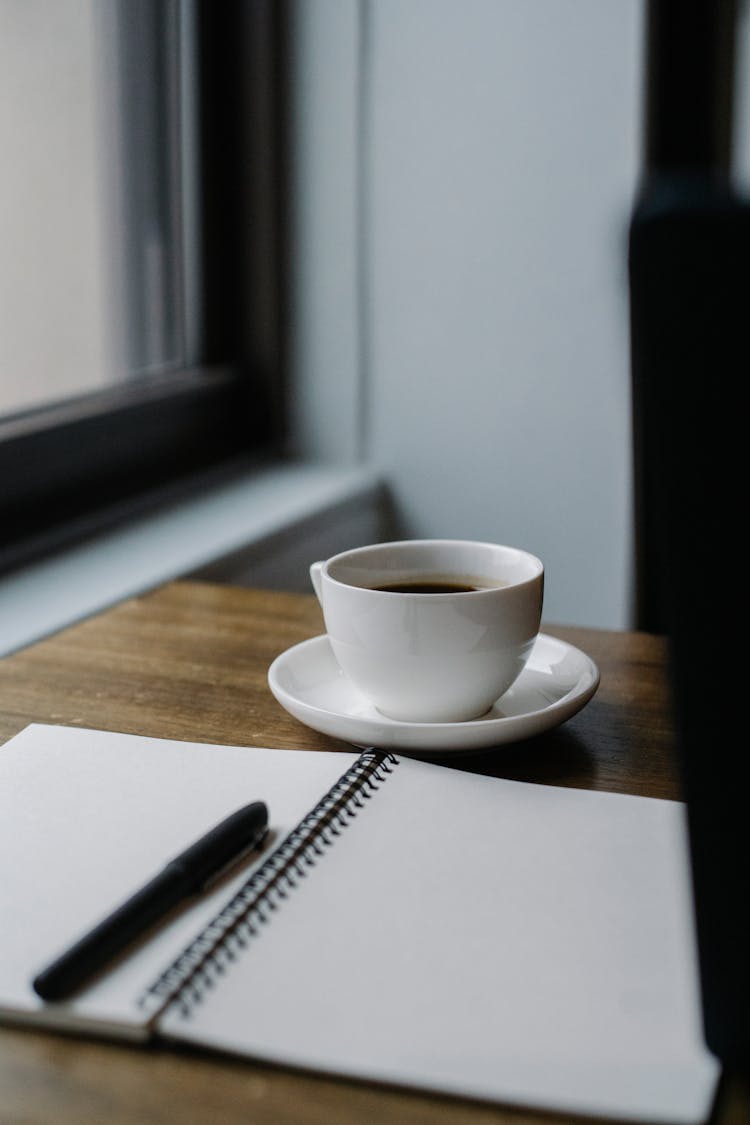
[[161, 755, 719, 1123], [0, 725, 355, 1038]]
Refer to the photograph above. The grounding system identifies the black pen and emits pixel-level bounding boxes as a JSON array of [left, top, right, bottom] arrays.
[[33, 801, 269, 1002]]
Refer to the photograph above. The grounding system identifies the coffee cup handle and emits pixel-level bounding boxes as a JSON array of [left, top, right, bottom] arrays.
[[309, 561, 325, 604]]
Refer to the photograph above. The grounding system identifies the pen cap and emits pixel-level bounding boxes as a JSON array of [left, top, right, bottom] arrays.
[[173, 801, 268, 890]]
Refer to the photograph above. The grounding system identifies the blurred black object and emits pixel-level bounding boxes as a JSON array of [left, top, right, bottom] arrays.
[[629, 0, 748, 1099]]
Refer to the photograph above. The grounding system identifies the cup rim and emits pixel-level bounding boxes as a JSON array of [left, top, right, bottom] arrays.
[[321, 539, 544, 594]]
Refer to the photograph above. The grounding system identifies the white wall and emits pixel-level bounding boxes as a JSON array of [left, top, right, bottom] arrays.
[[290, 0, 644, 629], [287, 0, 362, 462]]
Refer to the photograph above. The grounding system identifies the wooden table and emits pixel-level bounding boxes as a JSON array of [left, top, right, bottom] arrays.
[[0, 580, 713, 1125]]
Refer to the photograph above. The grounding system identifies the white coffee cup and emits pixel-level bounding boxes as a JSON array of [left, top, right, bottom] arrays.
[[310, 539, 544, 723]]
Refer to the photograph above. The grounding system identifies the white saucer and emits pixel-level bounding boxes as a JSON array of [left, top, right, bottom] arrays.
[[268, 633, 599, 755]]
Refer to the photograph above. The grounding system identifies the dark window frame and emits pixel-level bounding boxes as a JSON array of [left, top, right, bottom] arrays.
[[0, 0, 287, 576]]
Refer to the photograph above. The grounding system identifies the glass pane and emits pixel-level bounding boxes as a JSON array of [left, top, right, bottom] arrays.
[[0, 0, 111, 416], [0, 0, 195, 419]]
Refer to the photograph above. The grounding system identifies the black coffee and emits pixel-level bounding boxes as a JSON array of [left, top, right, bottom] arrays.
[[374, 581, 485, 594]]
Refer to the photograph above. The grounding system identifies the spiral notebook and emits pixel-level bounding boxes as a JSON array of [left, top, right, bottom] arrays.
[[0, 724, 718, 1123]]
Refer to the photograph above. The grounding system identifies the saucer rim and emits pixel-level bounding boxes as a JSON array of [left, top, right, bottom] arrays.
[[268, 632, 600, 754]]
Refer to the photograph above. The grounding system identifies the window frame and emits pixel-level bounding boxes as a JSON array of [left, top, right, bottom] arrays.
[[0, 0, 287, 576]]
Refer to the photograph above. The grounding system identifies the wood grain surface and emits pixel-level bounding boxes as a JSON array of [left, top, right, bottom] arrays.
[[0, 581, 700, 1125]]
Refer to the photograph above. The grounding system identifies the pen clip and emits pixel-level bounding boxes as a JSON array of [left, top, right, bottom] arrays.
[[199, 825, 269, 891]]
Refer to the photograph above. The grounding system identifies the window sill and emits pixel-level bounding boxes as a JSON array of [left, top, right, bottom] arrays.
[[0, 461, 387, 657]]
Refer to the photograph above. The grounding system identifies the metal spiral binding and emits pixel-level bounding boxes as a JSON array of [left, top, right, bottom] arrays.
[[138, 749, 399, 1022]]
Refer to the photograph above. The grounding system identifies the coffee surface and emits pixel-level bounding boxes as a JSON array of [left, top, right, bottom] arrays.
[[373, 585, 490, 594]]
